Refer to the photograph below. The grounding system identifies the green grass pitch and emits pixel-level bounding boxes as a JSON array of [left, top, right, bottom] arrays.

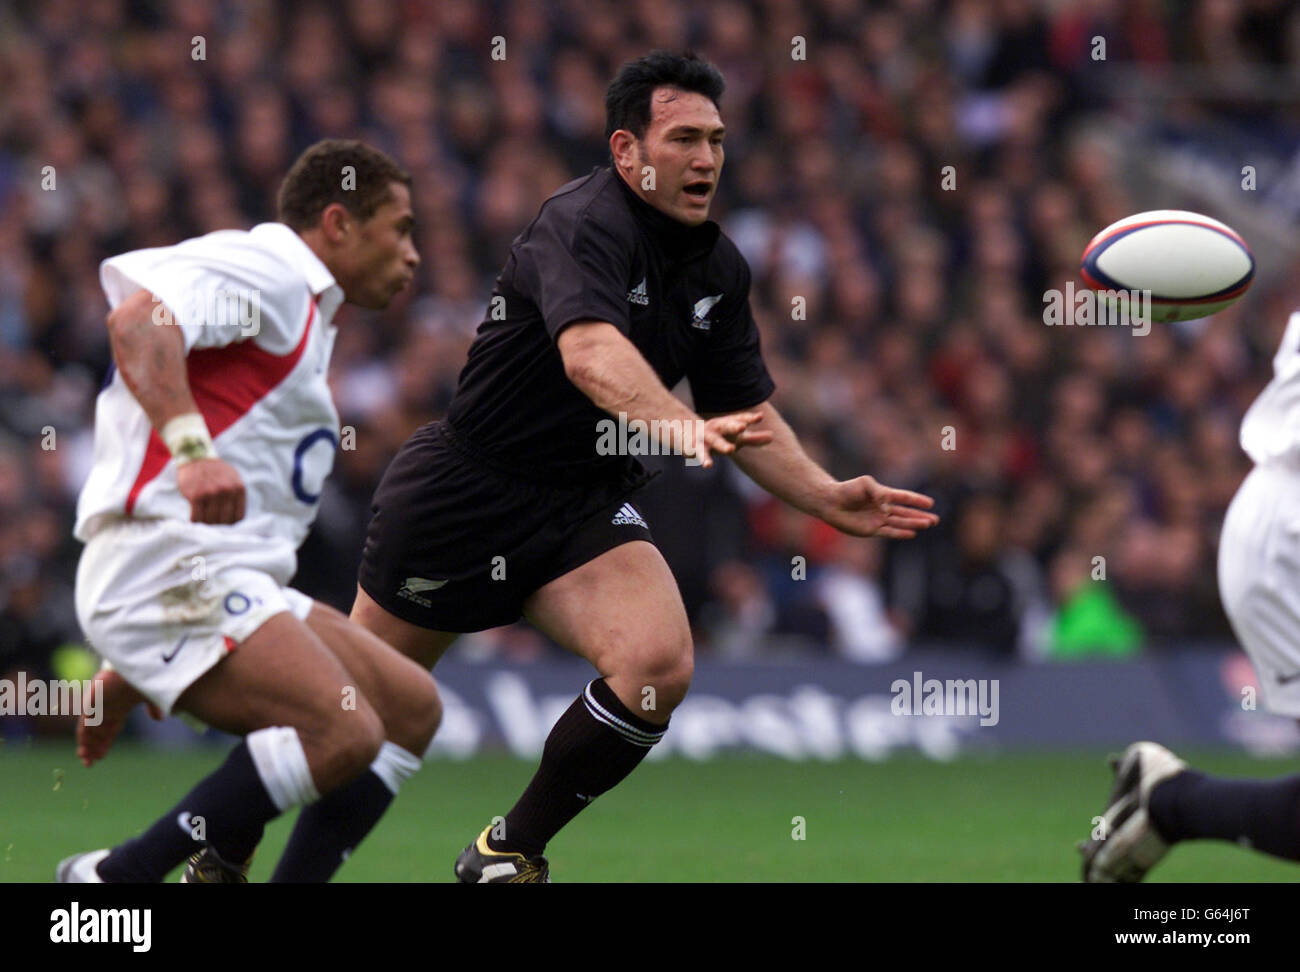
[[2, 741, 1297, 882]]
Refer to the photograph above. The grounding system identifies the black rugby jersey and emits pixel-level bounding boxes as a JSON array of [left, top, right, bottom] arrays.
[[445, 165, 775, 481]]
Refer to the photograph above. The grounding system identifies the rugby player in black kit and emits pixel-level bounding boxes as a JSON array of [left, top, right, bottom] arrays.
[[354, 51, 941, 882]]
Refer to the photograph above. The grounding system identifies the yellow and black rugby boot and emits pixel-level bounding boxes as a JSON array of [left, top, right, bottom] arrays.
[[180, 847, 253, 883], [454, 826, 550, 883]]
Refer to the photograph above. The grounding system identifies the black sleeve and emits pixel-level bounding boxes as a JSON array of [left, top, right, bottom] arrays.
[[687, 256, 776, 414], [512, 205, 634, 341]]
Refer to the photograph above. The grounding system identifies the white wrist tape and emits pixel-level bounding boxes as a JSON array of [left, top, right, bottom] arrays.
[[160, 412, 216, 465]]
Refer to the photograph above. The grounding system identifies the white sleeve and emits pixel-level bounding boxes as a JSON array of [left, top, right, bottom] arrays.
[[100, 234, 309, 356]]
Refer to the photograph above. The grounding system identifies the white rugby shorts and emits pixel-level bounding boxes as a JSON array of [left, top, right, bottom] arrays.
[[75, 517, 314, 715]]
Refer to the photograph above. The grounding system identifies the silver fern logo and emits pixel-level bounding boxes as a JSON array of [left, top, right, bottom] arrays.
[[397, 577, 448, 608], [691, 293, 723, 330]]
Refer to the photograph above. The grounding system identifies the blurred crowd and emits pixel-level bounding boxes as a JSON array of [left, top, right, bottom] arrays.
[[4, 0, 1300, 678]]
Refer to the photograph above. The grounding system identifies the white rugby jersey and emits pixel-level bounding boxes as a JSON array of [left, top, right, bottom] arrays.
[[1241, 310, 1300, 466], [75, 222, 345, 547]]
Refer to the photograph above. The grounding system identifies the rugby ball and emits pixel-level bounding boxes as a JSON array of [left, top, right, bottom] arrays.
[[1080, 210, 1254, 323]]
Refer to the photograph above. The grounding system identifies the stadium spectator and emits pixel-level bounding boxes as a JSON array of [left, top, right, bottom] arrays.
[[4, 0, 1297, 672]]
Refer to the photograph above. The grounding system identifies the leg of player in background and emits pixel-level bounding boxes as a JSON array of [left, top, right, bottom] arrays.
[[75, 610, 386, 883], [350, 586, 461, 670], [1146, 755, 1300, 863], [267, 602, 441, 882], [1082, 738, 1300, 882], [1145, 466, 1300, 871], [1082, 466, 1300, 882]]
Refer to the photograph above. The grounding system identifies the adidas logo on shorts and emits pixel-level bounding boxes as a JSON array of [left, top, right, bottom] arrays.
[[626, 278, 649, 306], [611, 503, 648, 529]]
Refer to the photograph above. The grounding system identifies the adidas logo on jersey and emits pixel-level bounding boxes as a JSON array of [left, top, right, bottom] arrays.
[[626, 278, 649, 305], [611, 503, 648, 529]]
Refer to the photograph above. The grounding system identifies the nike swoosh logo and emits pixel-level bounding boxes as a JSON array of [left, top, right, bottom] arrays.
[[162, 636, 188, 664], [1277, 670, 1300, 685]]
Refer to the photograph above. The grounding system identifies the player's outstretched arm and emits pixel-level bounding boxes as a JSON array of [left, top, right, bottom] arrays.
[[106, 288, 246, 523], [558, 319, 773, 467], [717, 401, 940, 540]]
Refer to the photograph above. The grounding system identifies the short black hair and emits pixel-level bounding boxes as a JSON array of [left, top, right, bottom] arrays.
[[277, 139, 411, 231], [604, 50, 725, 142]]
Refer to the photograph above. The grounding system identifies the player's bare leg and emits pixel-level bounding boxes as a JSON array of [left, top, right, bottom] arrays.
[[523, 540, 692, 724], [350, 584, 460, 667], [305, 601, 443, 753], [264, 601, 442, 881], [453, 540, 690, 881], [140, 595, 444, 884], [176, 612, 391, 786], [66, 611, 389, 883], [79, 601, 441, 762], [176, 601, 442, 882]]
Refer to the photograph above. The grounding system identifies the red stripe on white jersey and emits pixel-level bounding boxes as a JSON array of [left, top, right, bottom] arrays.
[[123, 297, 317, 515]]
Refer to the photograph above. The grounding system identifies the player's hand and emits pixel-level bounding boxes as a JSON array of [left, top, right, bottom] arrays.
[[177, 457, 246, 524], [817, 476, 939, 539], [77, 669, 163, 768], [690, 411, 774, 469]]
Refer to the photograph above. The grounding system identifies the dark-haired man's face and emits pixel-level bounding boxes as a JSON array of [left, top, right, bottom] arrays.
[[323, 182, 419, 309], [614, 87, 724, 227]]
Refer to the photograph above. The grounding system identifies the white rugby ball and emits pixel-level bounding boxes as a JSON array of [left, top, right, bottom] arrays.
[[1080, 210, 1254, 323]]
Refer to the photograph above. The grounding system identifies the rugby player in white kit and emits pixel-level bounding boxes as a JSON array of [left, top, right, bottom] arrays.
[[1081, 309, 1300, 882], [58, 140, 438, 883]]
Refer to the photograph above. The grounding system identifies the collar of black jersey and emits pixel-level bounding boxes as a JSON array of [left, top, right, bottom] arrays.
[[606, 165, 720, 262]]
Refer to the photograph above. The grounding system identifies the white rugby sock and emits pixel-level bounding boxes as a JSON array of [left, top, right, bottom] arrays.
[[369, 741, 422, 794], [268, 740, 421, 882], [245, 726, 320, 811]]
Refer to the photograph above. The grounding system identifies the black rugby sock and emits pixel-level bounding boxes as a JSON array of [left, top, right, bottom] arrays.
[[215, 823, 264, 869], [96, 740, 280, 882], [1148, 770, 1300, 861], [491, 678, 666, 857], [269, 770, 393, 882]]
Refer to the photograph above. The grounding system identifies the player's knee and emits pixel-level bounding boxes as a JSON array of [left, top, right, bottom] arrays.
[[657, 655, 694, 712], [388, 674, 441, 755], [334, 708, 386, 782], [309, 702, 385, 792], [636, 635, 694, 713]]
